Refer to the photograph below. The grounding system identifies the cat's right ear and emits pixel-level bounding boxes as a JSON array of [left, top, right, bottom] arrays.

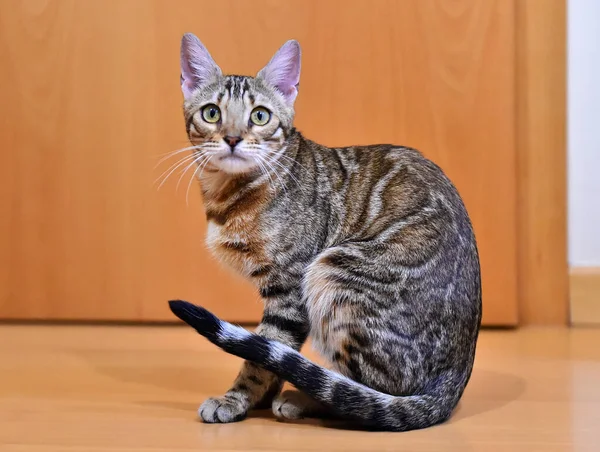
[[180, 33, 222, 100]]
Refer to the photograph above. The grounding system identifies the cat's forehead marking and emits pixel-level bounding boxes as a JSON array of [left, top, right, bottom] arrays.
[[223, 75, 252, 100]]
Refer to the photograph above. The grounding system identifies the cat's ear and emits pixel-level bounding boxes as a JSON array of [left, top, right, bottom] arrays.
[[257, 40, 301, 105], [180, 33, 222, 99]]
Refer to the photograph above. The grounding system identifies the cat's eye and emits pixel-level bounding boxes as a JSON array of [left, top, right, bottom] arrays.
[[250, 107, 271, 126], [201, 104, 221, 123]]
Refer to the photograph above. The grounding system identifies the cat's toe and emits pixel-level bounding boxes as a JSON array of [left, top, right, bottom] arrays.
[[272, 390, 311, 420], [198, 396, 247, 423]]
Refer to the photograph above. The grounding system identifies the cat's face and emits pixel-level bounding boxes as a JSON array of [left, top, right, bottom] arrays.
[[180, 34, 300, 175]]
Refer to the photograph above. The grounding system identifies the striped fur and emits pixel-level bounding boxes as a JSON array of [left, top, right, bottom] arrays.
[[173, 34, 482, 431]]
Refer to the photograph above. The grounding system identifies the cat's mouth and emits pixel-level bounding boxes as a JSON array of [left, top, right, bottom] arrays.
[[219, 153, 247, 162], [213, 151, 257, 174]]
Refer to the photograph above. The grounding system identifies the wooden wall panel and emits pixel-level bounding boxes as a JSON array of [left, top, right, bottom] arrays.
[[570, 268, 600, 326], [0, 0, 517, 324], [516, 0, 568, 325]]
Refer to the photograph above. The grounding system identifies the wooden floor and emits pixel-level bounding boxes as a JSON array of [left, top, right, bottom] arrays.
[[1, 326, 599, 452]]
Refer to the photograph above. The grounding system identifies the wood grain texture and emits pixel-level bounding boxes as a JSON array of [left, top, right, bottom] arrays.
[[570, 267, 600, 326], [1, 325, 600, 450], [0, 0, 517, 324], [516, 0, 568, 325]]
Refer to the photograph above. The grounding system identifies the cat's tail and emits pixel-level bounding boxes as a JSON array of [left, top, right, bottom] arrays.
[[169, 300, 461, 432]]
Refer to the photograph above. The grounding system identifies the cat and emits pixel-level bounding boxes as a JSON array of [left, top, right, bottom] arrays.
[[168, 33, 482, 432]]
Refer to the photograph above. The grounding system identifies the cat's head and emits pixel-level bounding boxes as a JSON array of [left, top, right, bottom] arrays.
[[180, 33, 300, 174]]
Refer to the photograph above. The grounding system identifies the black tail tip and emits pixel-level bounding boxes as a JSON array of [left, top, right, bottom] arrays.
[[168, 299, 198, 322], [168, 299, 189, 311], [167, 299, 220, 339], [167, 299, 216, 324]]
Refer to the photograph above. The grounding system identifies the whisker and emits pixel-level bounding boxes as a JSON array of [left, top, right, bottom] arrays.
[[153, 145, 201, 158], [269, 149, 310, 173], [255, 144, 309, 184], [153, 143, 223, 167], [185, 163, 203, 206], [258, 154, 288, 195], [186, 154, 214, 206], [244, 144, 305, 194], [153, 146, 202, 168], [255, 155, 278, 193], [244, 146, 278, 187], [154, 155, 196, 188], [176, 154, 204, 192], [154, 153, 199, 189], [265, 153, 304, 190]]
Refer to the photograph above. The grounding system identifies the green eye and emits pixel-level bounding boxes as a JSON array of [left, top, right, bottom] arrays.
[[250, 107, 271, 126], [201, 104, 221, 123]]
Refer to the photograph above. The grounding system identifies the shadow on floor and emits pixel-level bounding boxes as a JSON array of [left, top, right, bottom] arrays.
[[88, 353, 525, 428], [451, 368, 527, 422]]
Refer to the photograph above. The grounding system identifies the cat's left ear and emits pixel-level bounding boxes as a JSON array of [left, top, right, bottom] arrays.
[[257, 40, 301, 105]]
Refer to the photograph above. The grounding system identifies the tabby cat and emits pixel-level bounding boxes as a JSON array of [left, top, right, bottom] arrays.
[[168, 33, 482, 432]]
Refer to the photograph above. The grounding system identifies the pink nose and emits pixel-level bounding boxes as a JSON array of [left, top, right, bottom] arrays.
[[224, 136, 242, 148]]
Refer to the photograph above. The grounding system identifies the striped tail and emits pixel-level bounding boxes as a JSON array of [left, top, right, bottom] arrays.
[[169, 299, 458, 431]]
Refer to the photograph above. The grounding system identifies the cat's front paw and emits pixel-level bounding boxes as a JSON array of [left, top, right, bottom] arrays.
[[198, 396, 248, 423]]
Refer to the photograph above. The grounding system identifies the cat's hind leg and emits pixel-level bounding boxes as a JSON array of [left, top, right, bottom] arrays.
[[303, 245, 411, 396], [272, 389, 331, 420]]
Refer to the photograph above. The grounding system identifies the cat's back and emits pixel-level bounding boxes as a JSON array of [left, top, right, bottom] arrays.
[[302, 137, 457, 192], [301, 138, 472, 231], [334, 142, 459, 196]]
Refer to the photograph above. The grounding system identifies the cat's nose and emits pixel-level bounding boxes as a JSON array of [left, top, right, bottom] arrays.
[[224, 136, 243, 149]]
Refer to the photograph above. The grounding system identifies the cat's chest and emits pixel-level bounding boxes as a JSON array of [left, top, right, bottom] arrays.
[[205, 219, 269, 277]]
